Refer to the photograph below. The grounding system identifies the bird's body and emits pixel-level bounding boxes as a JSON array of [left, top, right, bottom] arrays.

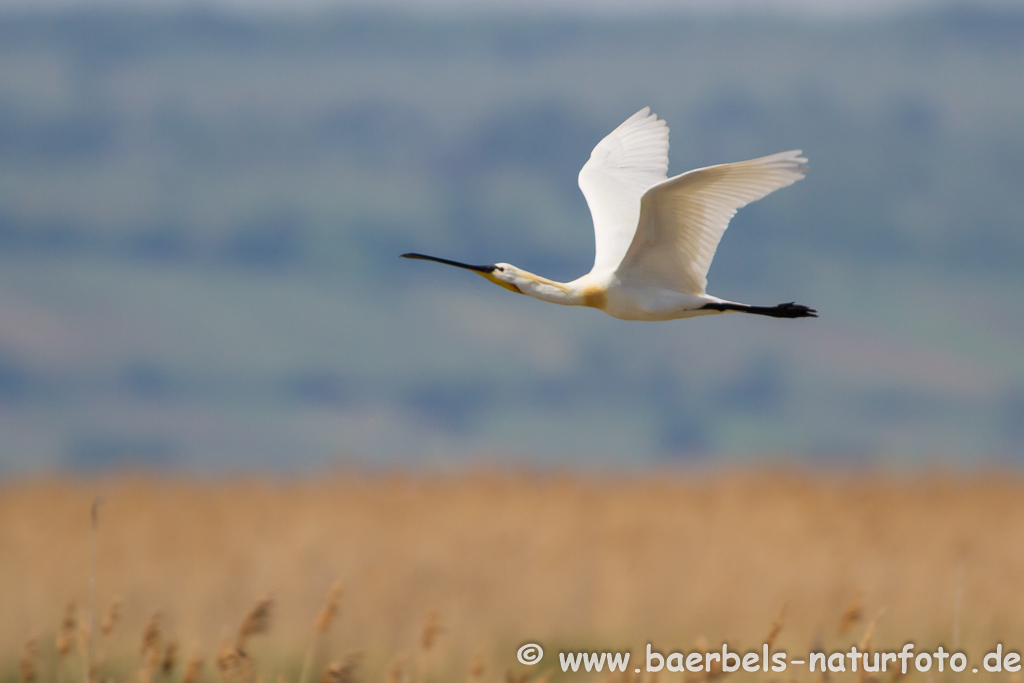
[[468, 267, 721, 321], [404, 107, 816, 321]]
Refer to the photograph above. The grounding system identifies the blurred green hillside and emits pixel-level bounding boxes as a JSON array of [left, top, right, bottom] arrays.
[[0, 8, 1022, 471]]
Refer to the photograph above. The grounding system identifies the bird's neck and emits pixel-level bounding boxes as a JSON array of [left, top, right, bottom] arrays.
[[511, 271, 607, 310]]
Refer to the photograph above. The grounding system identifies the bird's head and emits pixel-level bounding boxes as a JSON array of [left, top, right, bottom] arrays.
[[487, 263, 524, 293], [401, 253, 523, 294]]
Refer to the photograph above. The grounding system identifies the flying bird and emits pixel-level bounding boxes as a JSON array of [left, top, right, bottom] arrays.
[[403, 107, 816, 321]]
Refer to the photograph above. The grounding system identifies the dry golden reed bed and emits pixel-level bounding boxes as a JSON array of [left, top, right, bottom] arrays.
[[3, 469, 1024, 682]]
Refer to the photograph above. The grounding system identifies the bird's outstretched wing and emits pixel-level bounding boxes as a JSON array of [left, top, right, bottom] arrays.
[[578, 107, 669, 276], [615, 150, 807, 294]]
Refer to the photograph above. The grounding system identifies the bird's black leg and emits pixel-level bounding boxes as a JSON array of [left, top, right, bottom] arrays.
[[701, 301, 817, 318]]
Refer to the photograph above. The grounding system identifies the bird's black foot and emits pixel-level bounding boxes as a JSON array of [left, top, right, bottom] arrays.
[[752, 302, 817, 318]]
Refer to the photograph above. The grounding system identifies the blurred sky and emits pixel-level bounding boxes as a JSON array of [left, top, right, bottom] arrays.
[[0, 1, 1022, 474], [0, 0, 1018, 16]]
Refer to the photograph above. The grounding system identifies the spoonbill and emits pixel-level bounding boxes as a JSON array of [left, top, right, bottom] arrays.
[[402, 107, 816, 321]]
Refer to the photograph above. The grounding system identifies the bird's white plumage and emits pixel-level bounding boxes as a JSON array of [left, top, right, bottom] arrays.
[[615, 149, 807, 294], [404, 107, 814, 322], [578, 107, 669, 275]]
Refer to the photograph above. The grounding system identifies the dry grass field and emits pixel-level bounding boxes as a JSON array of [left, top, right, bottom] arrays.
[[3, 469, 1024, 683]]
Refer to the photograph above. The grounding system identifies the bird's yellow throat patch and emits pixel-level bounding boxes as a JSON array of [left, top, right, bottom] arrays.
[[582, 283, 608, 310], [479, 272, 522, 294]]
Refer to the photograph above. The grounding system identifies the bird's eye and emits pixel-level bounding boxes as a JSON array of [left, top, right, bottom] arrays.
[[496, 266, 505, 272]]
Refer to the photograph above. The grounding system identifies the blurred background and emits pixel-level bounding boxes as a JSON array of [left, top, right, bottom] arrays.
[[1, 0, 1023, 474], [5, 2, 1024, 681]]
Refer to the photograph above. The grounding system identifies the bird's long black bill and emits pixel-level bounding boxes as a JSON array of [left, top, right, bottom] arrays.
[[401, 252, 496, 274]]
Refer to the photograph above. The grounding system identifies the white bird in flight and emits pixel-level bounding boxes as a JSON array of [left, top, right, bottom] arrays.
[[403, 107, 816, 321]]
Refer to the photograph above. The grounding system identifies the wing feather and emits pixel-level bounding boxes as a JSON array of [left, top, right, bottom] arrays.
[[615, 150, 807, 294], [578, 107, 669, 275]]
